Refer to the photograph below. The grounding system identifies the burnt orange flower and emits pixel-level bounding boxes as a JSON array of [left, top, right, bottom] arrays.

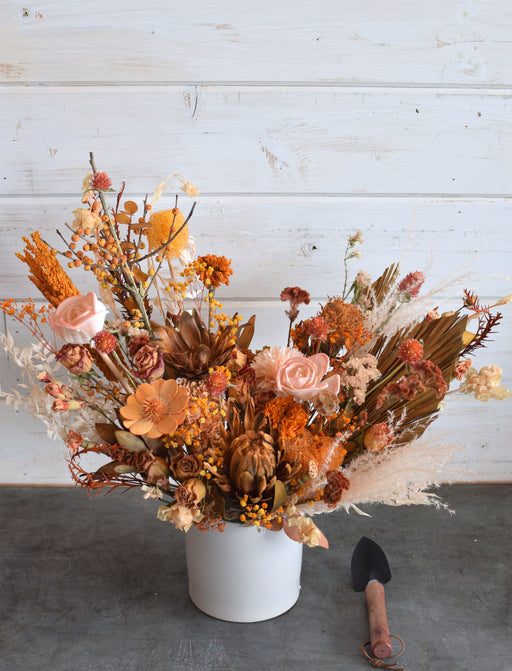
[[264, 396, 308, 440], [319, 298, 369, 351], [196, 254, 233, 288], [120, 379, 189, 438]]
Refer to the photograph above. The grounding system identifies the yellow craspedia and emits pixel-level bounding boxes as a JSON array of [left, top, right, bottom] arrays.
[[147, 207, 188, 260]]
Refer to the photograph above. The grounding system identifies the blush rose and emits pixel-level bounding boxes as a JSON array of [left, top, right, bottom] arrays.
[[275, 353, 340, 402], [48, 292, 107, 344]]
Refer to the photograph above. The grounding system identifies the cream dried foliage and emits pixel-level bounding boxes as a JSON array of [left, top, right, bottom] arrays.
[[298, 436, 462, 517]]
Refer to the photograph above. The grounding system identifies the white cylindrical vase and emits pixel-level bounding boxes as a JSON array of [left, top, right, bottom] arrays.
[[185, 523, 303, 622]]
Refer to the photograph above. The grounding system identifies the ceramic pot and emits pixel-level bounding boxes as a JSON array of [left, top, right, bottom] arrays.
[[185, 522, 303, 622]]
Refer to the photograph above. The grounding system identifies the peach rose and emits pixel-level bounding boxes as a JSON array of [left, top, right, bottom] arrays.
[[48, 292, 107, 344], [275, 353, 340, 402]]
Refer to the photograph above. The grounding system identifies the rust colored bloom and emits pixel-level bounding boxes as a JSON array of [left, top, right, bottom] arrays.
[[66, 430, 84, 454], [304, 316, 329, 342], [175, 478, 206, 508], [56, 344, 93, 375], [120, 379, 189, 438], [319, 298, 368, 351], [410, 359, 448, 397], [280, 287, 311, 308], [364, 422, 394, 452], [376, 375, 427, 408], [397, 338, 424, 364], [90, 171, 112, 191], [205, 370, 229, 396], [398, 271, 425, 298], [196, 254, 233, 288], [16, 232, 80, 307], [264, 396, 308, 440], [454, 359, 472, 380], [322, 470, 350, 507], [170, 453, 203, 481], [93, 330, 117, 354]]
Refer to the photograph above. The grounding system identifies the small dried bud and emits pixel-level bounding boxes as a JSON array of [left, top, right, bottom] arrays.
[[364, 422, 394, 452], [205, 370, 229, 396], [397, 339, 424, 364], [93, 330, 117, 354], [397, 271, 425, 298], [280, 286, 311, 308], [91, 171, 112, 191]]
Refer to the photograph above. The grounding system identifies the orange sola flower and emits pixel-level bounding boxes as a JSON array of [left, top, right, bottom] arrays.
[[120, 379, 189, 438]]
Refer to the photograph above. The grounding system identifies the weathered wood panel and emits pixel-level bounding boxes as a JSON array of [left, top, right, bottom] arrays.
[[2, 86, 511, 196], [2, 0, 512, 85], [1, 196, 511, 299]]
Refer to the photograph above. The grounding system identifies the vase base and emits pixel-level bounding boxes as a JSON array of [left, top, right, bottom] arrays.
[[188, 587, 301, 623]]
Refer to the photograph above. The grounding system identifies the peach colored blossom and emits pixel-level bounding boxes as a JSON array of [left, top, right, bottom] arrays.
[[120, 379, 189, 438], [283, 509, 329, 548], [48, 292, 107, 344], [157, 503, 203, 531], [71, 207, 102, 232], [459, 365, 512, 402], [276, 353, 340, 402]]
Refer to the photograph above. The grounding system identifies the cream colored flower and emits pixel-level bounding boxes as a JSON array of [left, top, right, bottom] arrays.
[[157, 503, 203, 531], [459, 365, 511, 401], [276, 353, 340, 402], [284, 511, 329, 548], [72, 207, 102, 231], [120, 379, 189, 438]]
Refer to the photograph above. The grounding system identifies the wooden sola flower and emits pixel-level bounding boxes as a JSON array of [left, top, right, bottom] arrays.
[[120, 379, 189, 438]]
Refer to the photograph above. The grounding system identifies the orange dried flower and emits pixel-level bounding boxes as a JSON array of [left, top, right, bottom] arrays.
[[397, 338, 424, 364], [196, 254, 233, 288], [264, 396, 308, 440], [282, 429, 346, 477], [320, 298, 368, 351], [16, 232, 80, 307], [147, 208, 189, 260], [120, 379, 189, 438]]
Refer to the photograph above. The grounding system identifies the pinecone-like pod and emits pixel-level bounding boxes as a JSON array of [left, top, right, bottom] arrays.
[[229, 430, 277, 500], [156, 309, 236, 379]]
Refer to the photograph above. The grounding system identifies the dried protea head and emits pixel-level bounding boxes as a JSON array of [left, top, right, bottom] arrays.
[[229, 430, 276, 499]]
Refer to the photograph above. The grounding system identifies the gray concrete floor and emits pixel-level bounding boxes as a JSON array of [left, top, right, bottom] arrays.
[[0, 484, 510, 671]]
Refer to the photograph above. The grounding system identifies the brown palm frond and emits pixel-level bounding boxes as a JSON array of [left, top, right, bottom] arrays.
[[368, 263, 400, 306], [344, 312, 467, 461]]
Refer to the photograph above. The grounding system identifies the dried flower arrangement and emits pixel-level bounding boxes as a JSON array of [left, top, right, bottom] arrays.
[[1, 154, 510, 548]]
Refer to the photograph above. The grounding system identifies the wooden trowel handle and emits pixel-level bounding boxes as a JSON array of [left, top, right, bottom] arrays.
[[365, 580, 393, 659]]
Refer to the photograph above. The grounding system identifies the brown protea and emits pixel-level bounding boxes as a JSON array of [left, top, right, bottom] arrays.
[[229, 430, 276, 500], [156, 309, 236, 380], [212, 398, 300, 508]]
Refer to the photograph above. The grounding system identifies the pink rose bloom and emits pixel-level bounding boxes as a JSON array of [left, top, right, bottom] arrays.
[[276, 353, 340, 402], [48, 292, 107, 344]]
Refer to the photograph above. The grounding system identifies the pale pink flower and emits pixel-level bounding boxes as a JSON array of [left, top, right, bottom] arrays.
[[48, 292, 107, 344], [459, 365, 511, 401], [398, 271, 425, 298], [348, 231, 364, 246], [179, 180, 199, 197], [276, 353, 340, 402], [355, 270, 371, 288], [252, 346, 300, 392], [283, 509, 329, 548]]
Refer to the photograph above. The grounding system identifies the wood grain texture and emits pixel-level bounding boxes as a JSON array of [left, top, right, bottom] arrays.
[[1, 0, 512, 85], [2, 86, 511, 196], [1, 196, 511, 299]]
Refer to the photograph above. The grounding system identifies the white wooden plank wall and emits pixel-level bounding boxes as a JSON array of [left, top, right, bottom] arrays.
[[1, 1, 511, 484]]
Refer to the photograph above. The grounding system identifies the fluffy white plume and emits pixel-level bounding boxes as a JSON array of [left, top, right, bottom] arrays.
[[298, 436, 464, 516]]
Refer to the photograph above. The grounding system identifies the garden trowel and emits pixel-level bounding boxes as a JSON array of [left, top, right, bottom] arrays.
[[351, 536, 393, 660]]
